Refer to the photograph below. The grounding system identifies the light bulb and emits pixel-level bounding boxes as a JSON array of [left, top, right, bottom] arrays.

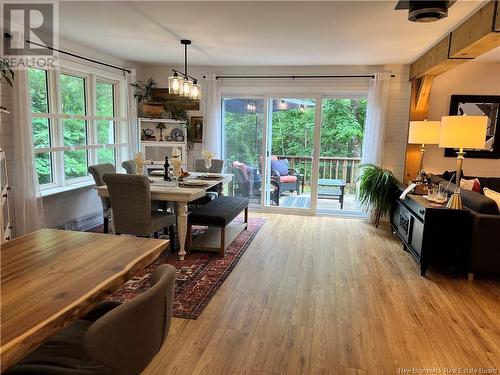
[[190, 81, 200, 99], [182, 79, 192, 97]]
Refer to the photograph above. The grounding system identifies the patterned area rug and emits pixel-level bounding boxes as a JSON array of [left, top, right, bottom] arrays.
[[89, 217, 265, 320]]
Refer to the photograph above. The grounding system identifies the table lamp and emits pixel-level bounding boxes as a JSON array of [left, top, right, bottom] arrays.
[[408, 120, 441, 181], [439, 115, 488, 209], [156, 123, 167, 141]]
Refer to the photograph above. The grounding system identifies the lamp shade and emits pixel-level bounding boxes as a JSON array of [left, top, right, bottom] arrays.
[[439, 116, 488, 149], [408, 120, 441, 144]]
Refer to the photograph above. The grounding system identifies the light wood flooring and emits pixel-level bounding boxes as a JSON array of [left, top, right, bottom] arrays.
[[143, 213, 500, 375]]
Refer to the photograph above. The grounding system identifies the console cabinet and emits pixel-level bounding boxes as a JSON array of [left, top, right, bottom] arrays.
[[391, 194, 470, 276]]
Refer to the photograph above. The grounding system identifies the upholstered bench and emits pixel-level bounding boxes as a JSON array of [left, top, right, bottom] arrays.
[[187, 196, 249, 256]]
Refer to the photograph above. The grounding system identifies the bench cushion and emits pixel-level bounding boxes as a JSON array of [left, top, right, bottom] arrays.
[[189, 196, 249, 226]]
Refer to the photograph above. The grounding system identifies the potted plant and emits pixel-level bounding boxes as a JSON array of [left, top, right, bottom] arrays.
[[1, 58, 14, 87], [131, 78, 163, 118], [357, 164, 400, 228]]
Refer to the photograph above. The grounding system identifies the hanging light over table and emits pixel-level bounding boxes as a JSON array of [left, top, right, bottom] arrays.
[[168, 39, 200, 100]]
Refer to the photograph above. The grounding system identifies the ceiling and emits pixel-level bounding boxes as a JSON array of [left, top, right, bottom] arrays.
[[475, 46, 500, 63], [58, 1, 486, 66]]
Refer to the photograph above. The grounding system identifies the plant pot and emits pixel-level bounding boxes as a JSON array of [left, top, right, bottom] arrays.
[[142, 102, 164, 118]]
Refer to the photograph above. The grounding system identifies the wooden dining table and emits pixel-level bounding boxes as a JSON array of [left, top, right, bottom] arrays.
[[0, 229, 168, 372], [96, 172, 233, 261]]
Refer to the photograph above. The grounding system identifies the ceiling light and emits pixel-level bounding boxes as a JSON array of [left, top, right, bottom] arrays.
[[395, 0, 455, 23], [168, 39, 200, 100]]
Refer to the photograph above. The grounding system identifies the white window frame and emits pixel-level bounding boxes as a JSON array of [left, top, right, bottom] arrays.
[[29, 61, 128, 193]]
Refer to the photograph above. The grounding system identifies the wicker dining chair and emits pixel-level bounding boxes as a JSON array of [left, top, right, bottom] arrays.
[[4, 265, 176, 375], [102, 173, 175, 248], [88, 163, 116, 233]]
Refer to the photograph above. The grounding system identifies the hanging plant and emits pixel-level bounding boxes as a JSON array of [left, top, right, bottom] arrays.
[[357, 164, 400, 228], [1, 58, 14, 87]]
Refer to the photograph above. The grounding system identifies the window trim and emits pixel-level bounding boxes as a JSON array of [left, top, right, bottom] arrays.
[[29, 62, 129, 192]]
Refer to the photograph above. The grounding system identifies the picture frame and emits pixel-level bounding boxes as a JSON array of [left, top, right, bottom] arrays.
[[444, 95, 500, 159], [190, 116, 203, 143]]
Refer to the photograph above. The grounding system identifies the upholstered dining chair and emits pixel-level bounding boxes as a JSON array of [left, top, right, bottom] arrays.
[[4, 265, 176, 375], [194, 158, 224, 174], [121, 159, 136, 175], [102, 173, 175, 249], [193, 159, 224, 204], [88, 163, 116, 233]]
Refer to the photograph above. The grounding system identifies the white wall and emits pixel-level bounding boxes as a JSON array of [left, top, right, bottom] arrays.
[[423, 60, 500, 177], [137, 64, 411, 179]]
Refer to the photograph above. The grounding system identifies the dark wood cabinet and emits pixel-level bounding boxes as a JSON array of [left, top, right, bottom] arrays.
[[391, 194, 470, 276]]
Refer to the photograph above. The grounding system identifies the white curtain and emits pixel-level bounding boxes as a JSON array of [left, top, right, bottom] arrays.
[[125, 68, 138, 159], [361, 72, 391, 166], [202, 73, 222, 157], [13, 69, 45, 236]]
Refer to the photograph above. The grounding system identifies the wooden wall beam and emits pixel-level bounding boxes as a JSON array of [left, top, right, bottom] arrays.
[[449, 1, 500, 58], [415, 75, 433, 116], [409, 0, 500, 80], [403, 77, 434, 184]]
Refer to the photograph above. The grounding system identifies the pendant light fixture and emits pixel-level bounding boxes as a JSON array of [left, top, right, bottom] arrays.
[[168, 39, 200, 100]]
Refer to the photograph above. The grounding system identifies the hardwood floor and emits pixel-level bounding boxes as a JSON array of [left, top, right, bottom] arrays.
[[143, 213, 500, 375]]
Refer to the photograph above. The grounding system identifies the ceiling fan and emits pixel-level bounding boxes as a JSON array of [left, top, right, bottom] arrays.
[[395, 0, 457, 22]]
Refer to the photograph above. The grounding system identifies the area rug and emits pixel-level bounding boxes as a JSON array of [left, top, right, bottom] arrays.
[[89, 217, 265, 320]]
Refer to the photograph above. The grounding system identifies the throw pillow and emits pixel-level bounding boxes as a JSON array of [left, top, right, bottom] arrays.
[[442, 169, 464, 183], [460, 178, 481, 193], [271, 159, 289, 176], [483, 188, 500, 212]]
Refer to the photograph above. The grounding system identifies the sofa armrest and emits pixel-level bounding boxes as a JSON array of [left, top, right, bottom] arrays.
[[469, 212, 500, 273], [288, 168, 300, 178]]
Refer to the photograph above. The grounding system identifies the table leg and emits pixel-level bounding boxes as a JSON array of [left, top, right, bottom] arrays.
[[175, 202, 188, 261]]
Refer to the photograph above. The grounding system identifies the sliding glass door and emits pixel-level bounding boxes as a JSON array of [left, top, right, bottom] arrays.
[[317, 98, 367, 213], [264, 98, 317, 210], [222, 98, 264, 205], [222, 94, 368, 215]]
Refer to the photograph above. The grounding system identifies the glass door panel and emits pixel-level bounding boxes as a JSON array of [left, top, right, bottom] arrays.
[[264, 98, 316, 209], [222, 98, 264, 205], [317, 98, 367, 213]]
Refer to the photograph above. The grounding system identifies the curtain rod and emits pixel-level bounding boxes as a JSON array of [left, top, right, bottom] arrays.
[[3, 33, 131, 74], [203, 74, 396, 79]]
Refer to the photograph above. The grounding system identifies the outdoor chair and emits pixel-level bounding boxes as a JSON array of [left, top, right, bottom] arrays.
[[232, 161, 280, 205], [259, 155, 303, 195]]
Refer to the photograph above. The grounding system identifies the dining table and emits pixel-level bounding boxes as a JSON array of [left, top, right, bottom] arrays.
[[0, 229, 168, 372], [96, 172, 233, 261]]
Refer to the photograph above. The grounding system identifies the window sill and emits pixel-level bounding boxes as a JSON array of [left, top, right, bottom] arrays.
[[40, 180, 96, 197]]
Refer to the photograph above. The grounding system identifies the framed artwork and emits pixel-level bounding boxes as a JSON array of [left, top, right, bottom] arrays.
[[190, 116, 203, 142], [444, 95, 500, 159]]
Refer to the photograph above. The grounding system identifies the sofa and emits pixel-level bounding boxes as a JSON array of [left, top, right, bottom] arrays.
[[430, 174, 500, 277]]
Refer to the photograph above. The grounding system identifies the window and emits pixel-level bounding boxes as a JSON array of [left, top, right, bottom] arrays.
[[29, 68, 53, 185], [95, 81, 116, 165], [29, 66, 126, 190]]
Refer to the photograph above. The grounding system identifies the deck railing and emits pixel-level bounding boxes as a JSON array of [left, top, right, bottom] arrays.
[[276, 155, 362, 189]]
